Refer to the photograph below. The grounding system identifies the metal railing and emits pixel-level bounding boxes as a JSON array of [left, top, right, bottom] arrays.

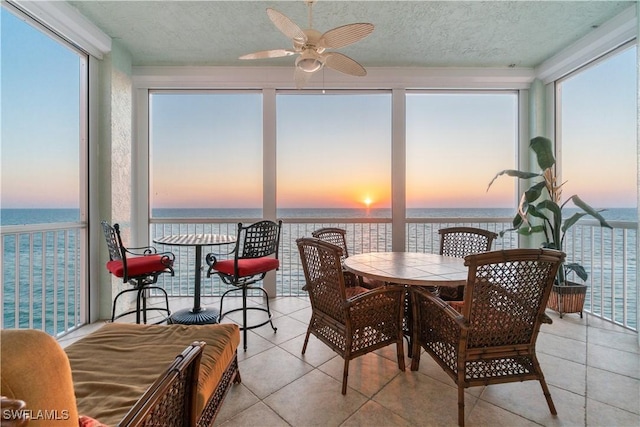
[[1, 217, 636, 335], [1, 222, 86, 336]]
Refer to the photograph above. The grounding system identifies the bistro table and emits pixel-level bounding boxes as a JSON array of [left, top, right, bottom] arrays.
[[153, 233, 236, 325]]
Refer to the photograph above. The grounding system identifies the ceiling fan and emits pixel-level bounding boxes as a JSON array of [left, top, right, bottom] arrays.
[[239, 1, 374, 88]]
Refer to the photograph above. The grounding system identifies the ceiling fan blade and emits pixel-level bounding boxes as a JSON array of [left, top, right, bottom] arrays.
[[239, 49, 296, 60], [320, 23, 374, 49], [324, 52, 367, 76], [294, 67, 314, 89], [266, 8, 306, 43]]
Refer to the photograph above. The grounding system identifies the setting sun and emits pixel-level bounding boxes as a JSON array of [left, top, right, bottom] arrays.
[[363, 197, 372, 207]]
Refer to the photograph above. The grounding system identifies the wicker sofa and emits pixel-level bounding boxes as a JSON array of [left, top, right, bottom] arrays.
[[1, 323, 240, 427]]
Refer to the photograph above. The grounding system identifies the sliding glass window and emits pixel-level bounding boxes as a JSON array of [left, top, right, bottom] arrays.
[[276, 91, 392, 218], [1, 3, 88, 334], [149, 91, 263, 218], [557, 43, 637, 217], [405, 92, 518, 217]]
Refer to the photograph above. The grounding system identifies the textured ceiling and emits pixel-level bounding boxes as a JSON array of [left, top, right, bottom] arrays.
[[68, 1, 634, 68]]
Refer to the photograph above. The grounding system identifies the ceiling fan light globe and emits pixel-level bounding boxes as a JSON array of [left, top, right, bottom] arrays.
[[296, 57, 323, 72], [295, 50, 324, 73]]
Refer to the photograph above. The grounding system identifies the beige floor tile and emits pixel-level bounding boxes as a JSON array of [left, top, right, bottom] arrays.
[[263, 369, 368, 426], [466, 399, 542, 427], [587, 366, 640, 414], [586, 398, 640, 427], [588, 325, 639, 354], [373, 370, 466, 426], [544, 311, 588, 341], [267, 296, 310, 315], [479, 382, 585, 426], [538, 352, 587, 395], [213, 384, 260, 426], [318, 350, 405, 397], [239, 345, 314, 399], [538, 330, 587, 364], [251, 314, 309, 345], [218, 402, 289, 427], [278, 334, 339, 368], [587, 343, 640, 379], [340, 400, 413, 427], [225, 326, 277, 361], [287, 306, 312, 325]]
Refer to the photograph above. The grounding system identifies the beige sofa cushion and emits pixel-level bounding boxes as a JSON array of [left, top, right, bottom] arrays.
[[64, 323, 239, 426], [1, 329, 79, 427]]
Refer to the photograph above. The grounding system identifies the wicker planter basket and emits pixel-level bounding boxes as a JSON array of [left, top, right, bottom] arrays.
[[547, 282, 587, 318]]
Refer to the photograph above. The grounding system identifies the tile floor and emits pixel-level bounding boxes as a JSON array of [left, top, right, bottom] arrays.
[[58, 295, 640, 427]]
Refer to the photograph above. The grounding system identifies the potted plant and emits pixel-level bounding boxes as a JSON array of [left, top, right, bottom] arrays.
[[487, 136, 612, 318]]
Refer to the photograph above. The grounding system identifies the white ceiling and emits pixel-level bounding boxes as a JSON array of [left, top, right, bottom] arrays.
[[67, 1, 635, 69]]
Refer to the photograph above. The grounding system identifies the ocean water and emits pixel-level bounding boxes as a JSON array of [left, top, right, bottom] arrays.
[[2, 207, 637, 333], [1, 207, 636, 226]]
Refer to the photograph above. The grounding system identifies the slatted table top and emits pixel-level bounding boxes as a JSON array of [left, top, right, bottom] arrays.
[[153, 234, 236, 247]]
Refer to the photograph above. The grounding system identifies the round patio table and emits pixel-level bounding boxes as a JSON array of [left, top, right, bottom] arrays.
[[154, 233, 236, 325]]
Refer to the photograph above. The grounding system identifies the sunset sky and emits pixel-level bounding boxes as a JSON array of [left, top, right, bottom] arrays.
[[2, 7, 637, 211]]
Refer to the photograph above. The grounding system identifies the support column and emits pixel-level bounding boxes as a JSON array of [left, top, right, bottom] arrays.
[[391, 88, 406, 252], [263, 89, 277, 296]]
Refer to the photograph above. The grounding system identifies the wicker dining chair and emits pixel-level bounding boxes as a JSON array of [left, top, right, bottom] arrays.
[[411, 248, 565, 427], [311, 227, 384, 289], [102, 221, 174, 324], [438, 226, 498, 301], [297, 237, 406, 394]]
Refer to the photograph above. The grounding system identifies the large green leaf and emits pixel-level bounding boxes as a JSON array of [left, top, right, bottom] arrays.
[[565, 262, 588, 281], [569, 195, 613, 229], [530, 136, 556, 170], [523, 181, 547, 203], [487, 169, 540, 191], [562, 212, 587, 233]]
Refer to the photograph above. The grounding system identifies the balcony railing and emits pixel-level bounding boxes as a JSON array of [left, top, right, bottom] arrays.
[[1, 222, 86, 336], [1, 217, 636, 336]]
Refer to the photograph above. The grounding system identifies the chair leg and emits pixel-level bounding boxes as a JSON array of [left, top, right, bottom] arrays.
[[342, 358, 350, 395], [539, 378, 557, 415], [218, 287, 238, 322], [242, 286, 248, 351], [258, 287, 277, 333], [141, 288, 148, 324], [135, 286, 143, 324], [302, 325, 312, 354]]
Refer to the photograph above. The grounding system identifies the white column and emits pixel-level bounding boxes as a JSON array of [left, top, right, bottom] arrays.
[[391, 88, 406, 251], [263, 88, 278, 296]]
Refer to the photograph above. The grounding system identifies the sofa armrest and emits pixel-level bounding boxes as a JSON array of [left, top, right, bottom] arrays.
[[0, 329, 79, 427]]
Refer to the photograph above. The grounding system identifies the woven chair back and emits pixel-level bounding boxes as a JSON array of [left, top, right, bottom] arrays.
[[439, 226, 498, 258], [311, 227, 350, 260], [297, 237, 347, 322], [462, 248, 565, 348]]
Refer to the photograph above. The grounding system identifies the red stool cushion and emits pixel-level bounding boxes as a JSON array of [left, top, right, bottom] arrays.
[[106, 255, 171, 278], [214, 257, 279, 277]]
